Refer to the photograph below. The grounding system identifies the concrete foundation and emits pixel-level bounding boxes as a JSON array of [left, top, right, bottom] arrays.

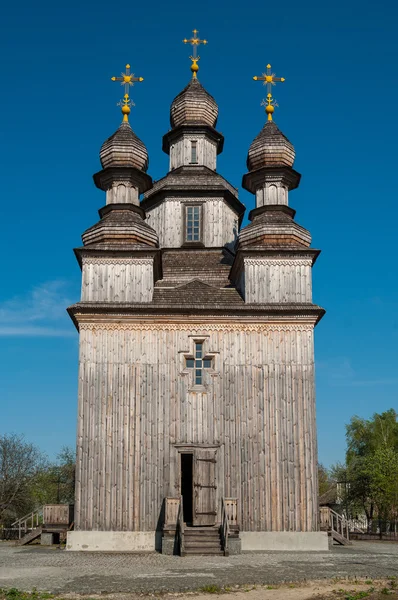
[[228, 537, 242, 554], [40, 532, 55, 545], [66, 531, 156, 552], [162, 534, 177, 555], [240, 531, 329, 551]]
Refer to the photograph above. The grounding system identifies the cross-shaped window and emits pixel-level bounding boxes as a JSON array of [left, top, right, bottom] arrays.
[[185, 341, 213, 385]]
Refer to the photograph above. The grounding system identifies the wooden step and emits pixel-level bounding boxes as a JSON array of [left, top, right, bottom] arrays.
[[329, 530, 352, 546], [183, 524, 225, 556], [183, 548, 224, 555], [185, 540, 220, 544], [16, 526, 43, 546], [185, 534, 220, 540], [184, 529, 220, 538], [185, 541, 222, 547], [185, 528, 219, 532]]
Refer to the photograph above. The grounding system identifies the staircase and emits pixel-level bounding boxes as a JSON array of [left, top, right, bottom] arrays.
[[16, 526, 43, 546], [11, 509, 43, 545], [183, 526, 224, 556], [320, 506, 351, 546]]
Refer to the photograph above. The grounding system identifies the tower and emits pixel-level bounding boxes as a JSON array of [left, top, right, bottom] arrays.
[[67, 48, 326, 553]]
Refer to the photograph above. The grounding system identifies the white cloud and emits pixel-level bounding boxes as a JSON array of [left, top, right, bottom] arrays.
[[0, 281, 77, 337]]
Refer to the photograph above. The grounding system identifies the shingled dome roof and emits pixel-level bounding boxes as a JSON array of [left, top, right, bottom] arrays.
[[100, 121, 149, 172], [247, 121, 295, 171], [170, 78, 218, 128]]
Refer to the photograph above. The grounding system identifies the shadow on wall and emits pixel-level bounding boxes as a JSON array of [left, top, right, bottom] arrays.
[[155, 498, 165, 553]]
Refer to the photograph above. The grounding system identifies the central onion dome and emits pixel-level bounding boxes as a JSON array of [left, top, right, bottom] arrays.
[[247, 121, 295, 171], [100, 121, 149, 172], [170, 78, 218, 128]]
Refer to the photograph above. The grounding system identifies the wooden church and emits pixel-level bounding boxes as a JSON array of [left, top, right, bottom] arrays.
[[66, 33, 327, 553]]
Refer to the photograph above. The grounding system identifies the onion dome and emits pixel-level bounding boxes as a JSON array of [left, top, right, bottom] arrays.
[[100, 121, 149, 172], [170, 78, 218, 129], [247, 121, 295, 171]]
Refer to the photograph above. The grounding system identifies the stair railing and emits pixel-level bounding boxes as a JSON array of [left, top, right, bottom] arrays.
[[177, 496, 185, 557], [220, 497, 229, 554], [11, 508, 43, 539], [327, 507, 350, 542]]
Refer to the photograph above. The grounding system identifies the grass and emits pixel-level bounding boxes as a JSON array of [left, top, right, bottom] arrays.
[[199, 585, 223, 594], [0, 590, 54, 600]]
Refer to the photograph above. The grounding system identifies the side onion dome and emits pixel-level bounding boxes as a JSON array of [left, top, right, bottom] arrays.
[[100, 121, 149, 172], [170, 78, 218, 128], [247, 121, 295, 171]]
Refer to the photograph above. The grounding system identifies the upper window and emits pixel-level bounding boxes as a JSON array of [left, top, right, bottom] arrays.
[[185, 205, 201, 242], [190, 141, 198, 164], [185, 342, 213, 385]]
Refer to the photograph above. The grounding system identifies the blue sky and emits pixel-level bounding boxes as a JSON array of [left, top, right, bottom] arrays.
[[0, 0, 397, 467]]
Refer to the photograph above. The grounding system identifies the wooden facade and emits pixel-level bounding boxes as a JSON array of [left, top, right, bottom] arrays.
[[74, 322, 318, 533], [68, 73, 324, 552]]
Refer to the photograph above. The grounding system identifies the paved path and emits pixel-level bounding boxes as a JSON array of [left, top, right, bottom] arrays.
[[0, 541, 398, 594]]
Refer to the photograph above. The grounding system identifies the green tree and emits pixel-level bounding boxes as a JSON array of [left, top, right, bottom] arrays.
[[30, 446, 75, 506], [318, 463, 331, 497], [341, 410, 398, 533], [0, 434, 47, 526]]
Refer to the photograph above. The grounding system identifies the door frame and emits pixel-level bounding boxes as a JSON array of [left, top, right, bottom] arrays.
[[175, 444, 220, 525]]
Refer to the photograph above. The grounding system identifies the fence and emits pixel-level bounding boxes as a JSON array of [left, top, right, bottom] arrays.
[[0, 528, 20, 541]]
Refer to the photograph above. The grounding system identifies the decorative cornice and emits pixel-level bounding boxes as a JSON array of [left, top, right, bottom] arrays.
[[245, 258, 313, 267], [78, 323, 314, 332], [81, 256, 153, 266]]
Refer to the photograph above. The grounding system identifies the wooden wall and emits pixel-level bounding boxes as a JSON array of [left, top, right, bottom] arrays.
[[169, 135, 217, 171], [242, 259, 313, 303], [81, 257, 154, 303], [146, 198, 239, 249], [106, 183, 139, 205], [74, 322, 318, 533], [256, 184, 288, 207]]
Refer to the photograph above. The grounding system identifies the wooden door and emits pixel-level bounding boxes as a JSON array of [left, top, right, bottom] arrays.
[[193, 449, 217, 526]]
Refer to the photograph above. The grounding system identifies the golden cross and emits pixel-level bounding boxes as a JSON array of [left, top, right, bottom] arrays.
[[253, 64, 285, 121], [183, 29, 208, 78], [111, 63, 144, 122]]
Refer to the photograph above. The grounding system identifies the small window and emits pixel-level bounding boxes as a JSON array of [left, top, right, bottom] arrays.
[[190, 141, 198, 164], [185, 205, 201, 242], [185, 342, 213, 386]]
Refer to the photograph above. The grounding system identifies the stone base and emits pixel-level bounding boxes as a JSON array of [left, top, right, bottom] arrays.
[[240, 531, 329, 551], [66, 531, 155, 552], [41, 532, 55, 545], [228, 536, 242, 555], [162, 534, 177, 555]]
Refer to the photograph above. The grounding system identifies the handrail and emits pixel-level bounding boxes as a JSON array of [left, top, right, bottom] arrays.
[[11, 508, 42, 539], [177, 496, 185, 557], [221, 497, 229, 554], [328, 507, 350, 542]]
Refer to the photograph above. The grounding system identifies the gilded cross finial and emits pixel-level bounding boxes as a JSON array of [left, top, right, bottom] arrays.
[[253, 63, 285, 121], [111, 63, 144, 122], [183, 29, 208, 78]]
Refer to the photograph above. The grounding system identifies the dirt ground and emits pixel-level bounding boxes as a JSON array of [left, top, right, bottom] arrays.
[[1, 541, 398, 596], [36, 580, 398, 600]]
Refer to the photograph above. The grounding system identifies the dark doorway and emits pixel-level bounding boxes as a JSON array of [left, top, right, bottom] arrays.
[[181, 453, 193, 524]]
